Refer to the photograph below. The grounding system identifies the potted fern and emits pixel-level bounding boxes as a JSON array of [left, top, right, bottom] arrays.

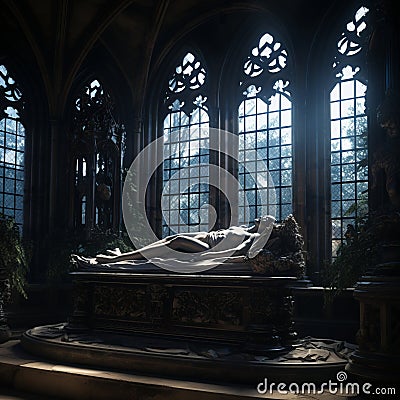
[[0, 213, 29, 341]]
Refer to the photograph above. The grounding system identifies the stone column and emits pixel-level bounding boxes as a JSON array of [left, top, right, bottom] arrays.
[[347, 0, 400, 383]]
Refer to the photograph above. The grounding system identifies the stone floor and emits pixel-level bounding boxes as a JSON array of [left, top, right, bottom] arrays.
[[0, 340, 357, 400], [0, 388, 57, 399]]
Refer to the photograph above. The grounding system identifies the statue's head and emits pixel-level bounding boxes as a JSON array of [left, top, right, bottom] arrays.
[[253, 215, 275, 231], [247, 216, 275, 258]]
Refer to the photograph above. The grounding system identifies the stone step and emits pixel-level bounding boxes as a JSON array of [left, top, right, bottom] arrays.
[[0, 387, 55, 400], [0, 340, 350, 400]]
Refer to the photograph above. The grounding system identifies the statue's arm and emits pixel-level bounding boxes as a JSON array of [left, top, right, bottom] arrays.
[[198, 236, 253, 258]]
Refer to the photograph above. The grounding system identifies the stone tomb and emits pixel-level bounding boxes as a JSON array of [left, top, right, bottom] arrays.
[[21, 217, 351, 385]]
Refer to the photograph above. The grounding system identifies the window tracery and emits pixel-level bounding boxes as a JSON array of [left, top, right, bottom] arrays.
[[243, 32, 288, 77], [330, 6, 369, 256], [0, 64, 25, 228], [162, 52, 210, 236], [71, 79, 125, 236], [238, 33, 292, 223]]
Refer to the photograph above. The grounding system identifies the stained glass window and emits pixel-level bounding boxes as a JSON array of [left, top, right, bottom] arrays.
[[238, 33, 292, 224], [0, 65, 25, 227], [330, 6, 369, 256], [162, 53, 209, 236]]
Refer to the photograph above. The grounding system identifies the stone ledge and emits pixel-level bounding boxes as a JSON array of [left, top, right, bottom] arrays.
[[0, 340, 352, 400]]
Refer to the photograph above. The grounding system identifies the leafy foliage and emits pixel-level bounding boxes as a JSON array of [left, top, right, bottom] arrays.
[[44, 230, 133, 282], [0, 213, 29, 299], [322, 203, 378, 304], [325, 107, 370, 304]]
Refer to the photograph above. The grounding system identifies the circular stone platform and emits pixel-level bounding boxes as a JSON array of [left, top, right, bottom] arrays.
[[22, 323, 355, 386]]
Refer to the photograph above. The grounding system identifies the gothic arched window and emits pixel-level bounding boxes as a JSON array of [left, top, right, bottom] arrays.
[[162, 52, 210, 236], [330, 6, 369, 256], [71, 78, 125, 236], [238, 33, 292, 224], [0, 65, 25, 228]]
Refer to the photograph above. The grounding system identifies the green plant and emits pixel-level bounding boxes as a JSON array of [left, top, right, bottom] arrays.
[[322, 201, 379, 305], [44, 229, 134, 282], [322, 119, 372, 304], [0, 213, 29, 299]]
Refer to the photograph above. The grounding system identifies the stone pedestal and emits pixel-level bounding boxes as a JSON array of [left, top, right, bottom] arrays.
[[347, 244, 400, 383]]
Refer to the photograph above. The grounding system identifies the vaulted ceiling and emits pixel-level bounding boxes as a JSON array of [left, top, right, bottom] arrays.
[[0, 0, 346, 116]]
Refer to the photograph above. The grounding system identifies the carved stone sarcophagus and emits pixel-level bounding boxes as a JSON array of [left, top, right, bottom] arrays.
[[68, 271, 298, 354]]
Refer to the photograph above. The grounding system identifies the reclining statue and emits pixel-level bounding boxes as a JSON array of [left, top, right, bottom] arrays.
[[94, 215, 275, 264], [72, 215, 304, 277]]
